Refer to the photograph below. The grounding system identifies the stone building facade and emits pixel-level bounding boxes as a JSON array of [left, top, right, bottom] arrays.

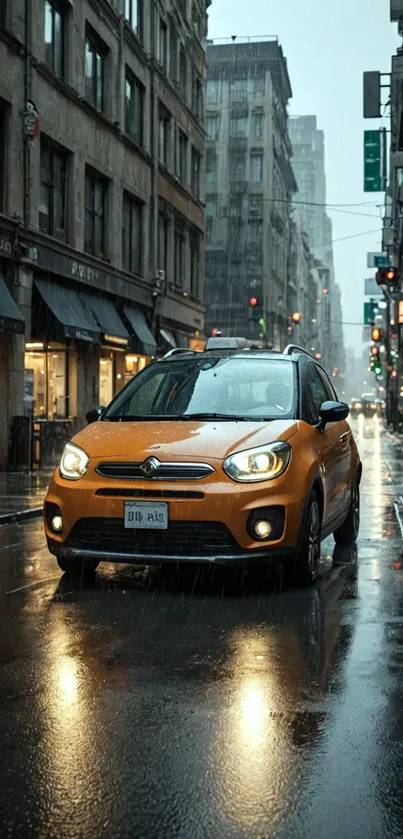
[[0, 0, 210, 468]]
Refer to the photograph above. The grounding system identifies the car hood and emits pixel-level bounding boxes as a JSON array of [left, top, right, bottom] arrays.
[[72, 419, 299, 462]]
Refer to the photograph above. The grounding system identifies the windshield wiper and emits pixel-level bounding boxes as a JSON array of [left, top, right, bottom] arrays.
[[181, 413, 250, 421]]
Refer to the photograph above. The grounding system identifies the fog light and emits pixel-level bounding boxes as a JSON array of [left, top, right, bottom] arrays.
[[51, 515, 63, 533], [254, 520, 272, 539]]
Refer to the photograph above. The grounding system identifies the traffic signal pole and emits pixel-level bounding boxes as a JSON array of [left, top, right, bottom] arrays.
[[385, 296, 392, 426]]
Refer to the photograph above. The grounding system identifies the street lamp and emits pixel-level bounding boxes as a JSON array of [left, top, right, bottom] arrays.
[[291, 312, 302, 323]]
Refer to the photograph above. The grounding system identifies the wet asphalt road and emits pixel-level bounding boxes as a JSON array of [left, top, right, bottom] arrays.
[[1, 417, 403, 838]]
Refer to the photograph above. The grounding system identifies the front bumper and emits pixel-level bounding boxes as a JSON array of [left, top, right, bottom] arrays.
[[45, 459, 306, 566], [47, 538, 295, 567]]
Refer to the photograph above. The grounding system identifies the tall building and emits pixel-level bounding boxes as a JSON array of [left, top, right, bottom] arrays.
[[204, 37, 297, 349], [0, 0, 209, 469], [289, 115, 344, 377]]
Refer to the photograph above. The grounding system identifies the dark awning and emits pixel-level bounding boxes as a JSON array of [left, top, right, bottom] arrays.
[[123, 306, 157, 356], [0, 275, 25, 334], [84, 295, 129, 346], [160, 328, 177, 350], [34, 278, 100, 343]]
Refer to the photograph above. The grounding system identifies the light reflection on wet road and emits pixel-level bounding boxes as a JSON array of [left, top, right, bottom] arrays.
[[1, 418, 403, 838]]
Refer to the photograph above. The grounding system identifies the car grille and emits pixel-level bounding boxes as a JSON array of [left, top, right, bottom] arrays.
[[95, 462, 214, 481], [95, 489, 204, 500], [66, 518, 242, 557]]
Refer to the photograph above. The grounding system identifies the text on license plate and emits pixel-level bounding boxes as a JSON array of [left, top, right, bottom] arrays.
[[124, 501, 168, 530]]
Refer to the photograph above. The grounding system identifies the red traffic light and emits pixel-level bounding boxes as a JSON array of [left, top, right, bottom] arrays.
[[371, 345, 379, 356], [249, 297, 257, 307], [371, 327, 381, 342], [376, 267, 398, 285]]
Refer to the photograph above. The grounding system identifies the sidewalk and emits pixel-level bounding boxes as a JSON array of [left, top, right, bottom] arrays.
[[0, 471, 53, 525]]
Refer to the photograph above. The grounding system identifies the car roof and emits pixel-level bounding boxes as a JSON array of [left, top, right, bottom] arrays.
[[157, 345, 313, 363]]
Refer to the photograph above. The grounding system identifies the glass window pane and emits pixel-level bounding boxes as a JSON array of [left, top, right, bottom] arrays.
[[94, 180, 104, 215], [96, 52, 103, 110], [85, 40, 94, 102], [94, 214, 104, 255], [54, 9, 62, 75], [84, 208, 93, 252]]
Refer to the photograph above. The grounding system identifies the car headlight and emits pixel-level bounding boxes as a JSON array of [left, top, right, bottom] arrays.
[[223, 442, 291, 483], [60, 442, 89, 481]]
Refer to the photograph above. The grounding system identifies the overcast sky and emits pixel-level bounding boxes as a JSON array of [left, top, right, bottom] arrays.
[[207, 0, 400, 352]]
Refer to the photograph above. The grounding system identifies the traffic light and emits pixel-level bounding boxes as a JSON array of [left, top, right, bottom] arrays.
[[371, 326, 381, 342], [371, 345, 379, 355], [249, 297, 257, 307], [371, 355, 382, 375], [376, 267, 398, 286]]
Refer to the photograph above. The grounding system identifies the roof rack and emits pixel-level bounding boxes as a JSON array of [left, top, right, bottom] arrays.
[[283, 345, 314, 359], [161, 348, 198, 359]]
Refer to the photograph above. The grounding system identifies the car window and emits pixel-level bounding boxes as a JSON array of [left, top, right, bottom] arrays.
[[103, 356, 296, 420], [316, 366, 338, 401], [301, 362, 329, 425]]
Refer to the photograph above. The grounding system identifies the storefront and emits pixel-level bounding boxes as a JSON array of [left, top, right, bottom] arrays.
[[0, 269, 25, 469], [123, 304, 157, 384]]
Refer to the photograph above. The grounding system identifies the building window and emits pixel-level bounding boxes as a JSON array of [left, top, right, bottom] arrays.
[[0, 102, 7, 212], [249, 197, 263, 217], [178, 130, 188, 184], [122, 192, 142, 275], [190, 234, 200, 298], [125, 69, 144, 146], [180, 47, 187, 99], [248, 219, 263, 244], [169, 28, 178, 82], [39, 140, 67, 239], [230, 151, 246, 181], [158, 103, 171, 166], [191, 147, 201, 198], [0, 0, 6, 26], [230, 198, 242, 217], [192, 2, 202, 38], [158, 205, 169, 277], [250, 152, 263, 183], [252, 113, 264, 138], [230, 115, 248, 136], [85, 29, 106, 112], [205, 217, 213, 244], [230, 78, 247, 102], [84, 170, 107, 258], [44, 0, 65, 77], [24, 344, 77, 420], [158, 19, 167, 71], [205, 195, 217, 217], [206, 79, 220, 105], [192, 70, 202, 121], [174, 220, 185, 288], [206, 149, 216, 184], [206, 115, 219, 140], [125, 0, 141, 38]]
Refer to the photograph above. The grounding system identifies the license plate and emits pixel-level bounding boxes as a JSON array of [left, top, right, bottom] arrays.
[[124, 501, 168, 530]]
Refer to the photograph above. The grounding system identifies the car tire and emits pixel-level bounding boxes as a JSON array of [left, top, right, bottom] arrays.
[[56, 556, 100, 576], [334, 480, 360, 546], [292, 491, 321, 587]]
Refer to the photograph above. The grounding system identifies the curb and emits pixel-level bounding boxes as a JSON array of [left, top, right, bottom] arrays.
[[386, 432, 403, 444], [0, 506, 43, 527]]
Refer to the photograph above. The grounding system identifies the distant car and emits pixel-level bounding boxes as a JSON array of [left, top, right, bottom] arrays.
[[360, 395, 378, 418], [349, 398, 362, 415], [44, 340, 362, 588]]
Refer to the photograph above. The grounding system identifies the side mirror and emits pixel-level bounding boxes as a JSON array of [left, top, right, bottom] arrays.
[[86, 406, 105, 424], [317, 400, 349, 432]]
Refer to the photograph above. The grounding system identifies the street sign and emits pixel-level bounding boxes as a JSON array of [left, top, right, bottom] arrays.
[[364, 131, 382, 192], [364, 301, 378, 324], [364, 277, 382, 296], [367, 252, 388, 268]]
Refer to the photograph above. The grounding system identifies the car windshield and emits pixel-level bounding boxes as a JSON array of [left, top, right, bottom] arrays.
[[102, 356, 296, 421]]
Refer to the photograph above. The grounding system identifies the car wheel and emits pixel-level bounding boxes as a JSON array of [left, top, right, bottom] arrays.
[[56, 557, 100, 576], [293, 492, 321, 587], [334, 480, 360, 546]]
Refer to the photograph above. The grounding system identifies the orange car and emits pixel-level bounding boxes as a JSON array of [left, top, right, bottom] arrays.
[[45, 339, 361, 586]]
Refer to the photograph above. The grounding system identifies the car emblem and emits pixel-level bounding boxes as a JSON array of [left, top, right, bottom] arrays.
[[140, 457, 161, 477]]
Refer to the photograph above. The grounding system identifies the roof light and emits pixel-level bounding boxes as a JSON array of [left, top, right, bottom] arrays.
[[205, 336, 247, 350]]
